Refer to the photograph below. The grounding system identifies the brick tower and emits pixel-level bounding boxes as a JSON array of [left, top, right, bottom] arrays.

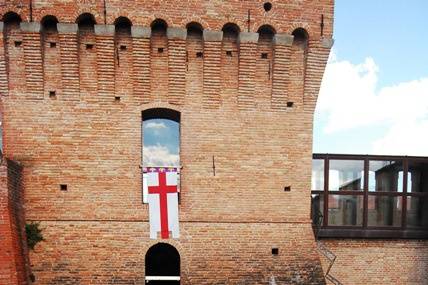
[[0, 1, 334, 284]]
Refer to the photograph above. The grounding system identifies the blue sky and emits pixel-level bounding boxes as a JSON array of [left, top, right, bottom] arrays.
[[314, 0, 428, 155], [143, 119, 180, 167]]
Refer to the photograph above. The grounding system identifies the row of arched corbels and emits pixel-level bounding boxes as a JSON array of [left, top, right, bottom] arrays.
[[0, 4, 331, 38], [0, 11, 334, 48]]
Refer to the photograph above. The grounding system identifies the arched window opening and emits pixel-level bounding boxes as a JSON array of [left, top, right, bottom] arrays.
[[114, 16, 132, 35], [145, 243, 180, 284], [142, 109, 180, 203], [257, 25, 275, 57], [222, 23, 240, 41], [257, 25, 275, 41], [151, 19, 168, 34], [150, 20, 168, 98], [186, 22, 203, 36], [41, 15, 58, 33], [2, 12, 21, 27], [222, 23, 240, 59], [76, 13, 96, 32], [292, 27, 309, 49], [186, 22, 203, 59], [142, 108, 180, 168], [256, 25, 275, 103]]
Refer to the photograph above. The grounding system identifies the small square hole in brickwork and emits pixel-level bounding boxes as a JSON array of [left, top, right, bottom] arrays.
[[261, 53, 268, 59], [86, 43, 94, 50], [226, 50, 233, 57], [115, 96, 121, 101], [50, 42, 57, 48], [284, 186, 291, 192], [272, 247, 279, 255], [49, 91, 56, 98], [196, 52, 203, 58], [120, 45, 127, 51], [287, 101, 294, 108], [14, 41, 22, 47], [60, 184, 68, 191], [158, 47, 164, 53]]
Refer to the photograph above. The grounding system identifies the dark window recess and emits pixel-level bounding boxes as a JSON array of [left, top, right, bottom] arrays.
[[14, 41, 22, 47], [86, 43, 94, 50], [196, 52, 203, 58], [158, 47, 164, 53], [120, 45, 127, 51], [264, 2, 273, 12], [60, 184, 67, 191], [49, 91, 56, 97], [287, 102, 294, 108], [271, 247, 279, 255], [261, 53, 268, 59], [50, 42, 56, 48], [226, 50, 233, 57]]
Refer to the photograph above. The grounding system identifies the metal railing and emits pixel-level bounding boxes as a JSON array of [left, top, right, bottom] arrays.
[[313, 211, 343, 285]]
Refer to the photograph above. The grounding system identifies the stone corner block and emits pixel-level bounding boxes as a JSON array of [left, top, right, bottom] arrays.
[[94, 24, 115, 36], [238, 32, 259, 44], [203, 30, 223, 42], [321, 38, 334, 48], [131, 26, 151, 38], [0, 22, 3, 32], [57, 23, 78, 34], [274, 34, 294, 46], [20, 22, 41, 33], [167, 27, 187, 40]]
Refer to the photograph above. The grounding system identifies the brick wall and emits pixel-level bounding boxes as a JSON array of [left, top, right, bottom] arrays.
[[0, 1, 333, 284], [0, 160, 30, 285], [321, 239, 428, 285]]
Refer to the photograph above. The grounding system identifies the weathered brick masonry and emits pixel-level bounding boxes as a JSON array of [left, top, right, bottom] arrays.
[[0, 159, 30, 285], [0, 1, 334, 284], [320, 239, 428, 285]]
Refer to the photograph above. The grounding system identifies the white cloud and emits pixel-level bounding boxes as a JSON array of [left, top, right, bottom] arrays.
[[143, 145, 179, 167], [316, 51, 428, 155], [372, 119, 428, 156], [317, 52, 428, 133], [144, 121, 167, 130]]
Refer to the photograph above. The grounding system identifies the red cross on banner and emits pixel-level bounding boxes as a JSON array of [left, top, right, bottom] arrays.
[[147, 169, 180, 239]]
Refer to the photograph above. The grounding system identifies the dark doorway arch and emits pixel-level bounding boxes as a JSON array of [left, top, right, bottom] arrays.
[[145, 243, 180, 284]]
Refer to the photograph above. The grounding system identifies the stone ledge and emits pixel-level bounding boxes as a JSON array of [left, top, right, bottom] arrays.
[[57, 23, 78, 34], [238, 32, 259, 44], [203, 30, 223, 42], [94, 24, 115, 36], [274, 34, 294, 46], [20, 22, 41, 33], [131, 26, 151, 38], [0, 22, 3, 32], [321, 38, 334, 48], [167, 27, 187, 40]]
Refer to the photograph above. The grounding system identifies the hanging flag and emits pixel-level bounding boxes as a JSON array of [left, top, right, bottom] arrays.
[[147, 167, 180, 239]]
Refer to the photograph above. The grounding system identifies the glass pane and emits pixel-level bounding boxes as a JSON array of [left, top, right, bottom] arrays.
[[312, 159, 324, 190], [311, 194, 324, 226], [367, 196, 402, 227], [407, 196, 428, 228], [143, 118, 180, 167], [368, 160, 403, 192], [327, 195, 363, 226], [408, 161, 428, 193], [329, 160, 364, 191]]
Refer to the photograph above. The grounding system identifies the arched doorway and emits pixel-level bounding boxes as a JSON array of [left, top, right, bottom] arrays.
[[145, 243, 180, 284]]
